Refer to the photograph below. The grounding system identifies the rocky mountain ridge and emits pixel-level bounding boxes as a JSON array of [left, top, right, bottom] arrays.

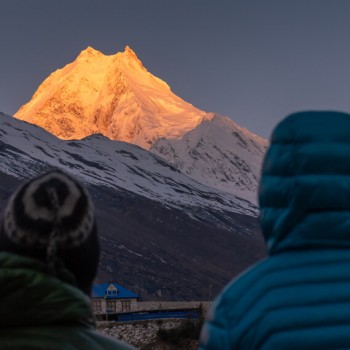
[[0, 112, 266, 299]]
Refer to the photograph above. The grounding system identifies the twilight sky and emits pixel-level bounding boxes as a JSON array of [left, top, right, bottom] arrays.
[[1, 0, 350, 139]]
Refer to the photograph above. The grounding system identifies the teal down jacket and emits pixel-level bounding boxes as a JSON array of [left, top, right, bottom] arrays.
[[0, 252, 135, 350], [199, 111, 350, 349]]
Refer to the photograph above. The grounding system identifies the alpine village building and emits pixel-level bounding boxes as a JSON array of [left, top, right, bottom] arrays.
[[92, 283, 140, 320]]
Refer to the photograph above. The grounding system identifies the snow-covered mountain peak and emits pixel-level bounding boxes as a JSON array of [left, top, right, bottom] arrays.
[[12, 45, 268, 202], [14, 45, 206, 148], [151, 113, 267, 202], [121, 45, 145, 68], [78, 46, 103, 58]]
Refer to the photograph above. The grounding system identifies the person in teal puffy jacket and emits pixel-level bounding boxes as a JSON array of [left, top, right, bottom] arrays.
[[200, 111, 350, 350], [0, 170, 135, 349]]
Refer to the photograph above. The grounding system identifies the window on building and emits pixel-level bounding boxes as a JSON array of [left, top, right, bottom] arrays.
[[106, 300, 116, 312], [121, 300, 131, 311], [93, 300, 102, 313]]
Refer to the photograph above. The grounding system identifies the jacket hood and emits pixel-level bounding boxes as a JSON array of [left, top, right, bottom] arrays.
[[0, 252, 94, 327], [259, 111, 350, 254]]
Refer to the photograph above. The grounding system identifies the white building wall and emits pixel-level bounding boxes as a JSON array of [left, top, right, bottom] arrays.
[[93, 298, 138, 315]]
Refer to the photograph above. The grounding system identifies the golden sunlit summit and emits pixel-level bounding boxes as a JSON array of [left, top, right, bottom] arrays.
[[14, 46, 208, 150]]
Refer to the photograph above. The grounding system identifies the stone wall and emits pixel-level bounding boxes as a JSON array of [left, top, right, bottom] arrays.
[[97, 319, 185, 348], [97, 301, 210, 348]]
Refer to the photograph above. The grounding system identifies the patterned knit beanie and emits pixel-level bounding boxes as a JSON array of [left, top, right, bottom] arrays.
[[0, 170, 99, 295]]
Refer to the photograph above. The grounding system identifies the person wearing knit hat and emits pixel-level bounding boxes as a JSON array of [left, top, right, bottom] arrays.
[[0, 170, 135, 350]]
